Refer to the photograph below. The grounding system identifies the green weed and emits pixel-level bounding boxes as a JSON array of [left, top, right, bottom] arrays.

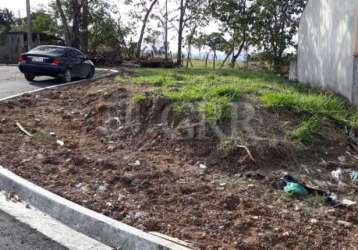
[[290, 117, 321, 144], [131, 94, 148, 102], [199, 97, 231, 121]]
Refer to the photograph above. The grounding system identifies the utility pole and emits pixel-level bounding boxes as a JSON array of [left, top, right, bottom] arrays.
[[26, 0, 32, 50]]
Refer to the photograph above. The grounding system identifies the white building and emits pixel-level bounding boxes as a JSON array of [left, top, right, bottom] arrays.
[[293, 0, 358, 105]]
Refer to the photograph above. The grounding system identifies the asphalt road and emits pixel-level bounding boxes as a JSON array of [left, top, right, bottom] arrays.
[[0, 210, 67, 250], [0, 65, 105, 99]]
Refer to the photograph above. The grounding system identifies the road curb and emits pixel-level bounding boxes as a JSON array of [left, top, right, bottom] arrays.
[[0, 167, 191, 250], [0, 68, 119, 102]]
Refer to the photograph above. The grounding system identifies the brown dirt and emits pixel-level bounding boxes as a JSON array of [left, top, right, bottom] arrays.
[[0, 78, 357, 249]]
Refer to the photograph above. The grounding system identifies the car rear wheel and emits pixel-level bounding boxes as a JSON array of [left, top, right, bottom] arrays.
[[87, 67, 95, 79], [25, 74, 35, 81], [60, 69, 72, 83]]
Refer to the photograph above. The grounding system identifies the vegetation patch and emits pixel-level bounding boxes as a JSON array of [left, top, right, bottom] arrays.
[[290, 117, 321, 144], [131, 93, 148, 102], [121, 67, 358, 132]]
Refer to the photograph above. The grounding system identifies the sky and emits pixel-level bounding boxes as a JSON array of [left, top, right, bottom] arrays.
[[1, 0, 50, 17]]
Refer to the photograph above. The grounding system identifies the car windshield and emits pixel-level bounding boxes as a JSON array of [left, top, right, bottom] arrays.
[[30, 46, 65, 55]]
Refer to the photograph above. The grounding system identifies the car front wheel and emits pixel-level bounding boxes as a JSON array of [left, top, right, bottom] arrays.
[[25, 74, 35, 81]]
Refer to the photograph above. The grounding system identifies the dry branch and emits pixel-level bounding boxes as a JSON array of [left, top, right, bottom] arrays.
[[15, 122, 32, 137]]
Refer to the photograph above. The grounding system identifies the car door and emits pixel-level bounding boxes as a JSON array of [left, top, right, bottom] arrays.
[[74, 50, 91, 78], [68, 49, 82, 78]]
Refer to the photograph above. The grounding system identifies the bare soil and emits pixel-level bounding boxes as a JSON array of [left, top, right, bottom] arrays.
[[0, 77, 357, 249]]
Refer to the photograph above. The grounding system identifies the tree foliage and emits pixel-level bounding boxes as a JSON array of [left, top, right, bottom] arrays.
[[251, 0, 307, 68], [0, 8, 15, 33], [50, 0, 129, 53], [210, 0, 254, 67]]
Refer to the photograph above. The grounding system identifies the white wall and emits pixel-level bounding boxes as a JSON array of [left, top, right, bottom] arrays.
[[297, 0, 358, 103]]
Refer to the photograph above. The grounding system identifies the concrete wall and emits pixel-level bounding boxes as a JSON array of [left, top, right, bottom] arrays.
[[297, 0, 358, 104]]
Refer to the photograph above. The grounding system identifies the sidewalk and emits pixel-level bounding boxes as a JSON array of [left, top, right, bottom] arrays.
[[0, 191, 112, 250], [0, 210, 67, 250]]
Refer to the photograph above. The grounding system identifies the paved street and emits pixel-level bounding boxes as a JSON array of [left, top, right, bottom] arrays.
[[0, 65, 105, 99], [0, 210, 67, 250]]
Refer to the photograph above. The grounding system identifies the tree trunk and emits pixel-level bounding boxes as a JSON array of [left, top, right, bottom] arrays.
[[136, 0, 158, 58], [177, 0, 186, 66], [186, 26, 196, 68], [230, 41, 245, 68], [220, 50, 233, 69], [186, 49, 190, 68], [213, 50, 216, 70], [71, 0, 81, 48], [205, 52, 209, 68], [164, 0, 169, 60], [55, 0, 71, 46], [81, 0, 89, 53], [245, 46, 249, 69]]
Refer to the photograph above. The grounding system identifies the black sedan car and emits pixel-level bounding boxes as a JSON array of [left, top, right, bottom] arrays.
[[18, 45, 95, 83]]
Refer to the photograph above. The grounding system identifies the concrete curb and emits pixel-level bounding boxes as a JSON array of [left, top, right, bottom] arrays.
[[0, 167, 191, 250], [0, 68, 119, 102]]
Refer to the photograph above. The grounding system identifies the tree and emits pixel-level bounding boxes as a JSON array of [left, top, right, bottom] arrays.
[[70, 0, 82, 48], [80, 0, 89, 52], [207, 32, 227, 69], [210, 0, 254, 68], [32, 10, 58, 34], [177, 0, 186, 65], [90, 9, 130, 53], [0, 8, 15, 33], [176, 0, 208, 66], [54, 0, 72, 45], [51, 0, 127, 52], [126, 0, 159, 58], [164, 0, 169, 59], [185, 25, 197, 68], [251, 0, 307, 70], [152, 0, 174, 59]]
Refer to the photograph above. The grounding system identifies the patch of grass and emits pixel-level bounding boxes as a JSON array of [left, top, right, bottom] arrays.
[[199, 97, 231, 121], [131, 94, 148, 102], [290, 117, 321, 144], [120, 67, 286, 122], [261, 91, 347, 123], [349, 110, 358, 128], [119, 67, 358, 134]]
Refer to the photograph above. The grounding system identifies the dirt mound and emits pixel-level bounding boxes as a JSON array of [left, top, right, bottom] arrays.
[[0, 79, 357, 249]]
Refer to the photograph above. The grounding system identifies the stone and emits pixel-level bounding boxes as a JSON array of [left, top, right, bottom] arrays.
[[199, 164, 207, 170], [128, 160, 141, 167], [338, 156, 346, 162], [341, 199, 356, 207], [310, 218, 318, 224], [337, 220, 352, 227], [36, 154, 45, 160], [95, 126, 109, 137], [97, 184, 108, 193]]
